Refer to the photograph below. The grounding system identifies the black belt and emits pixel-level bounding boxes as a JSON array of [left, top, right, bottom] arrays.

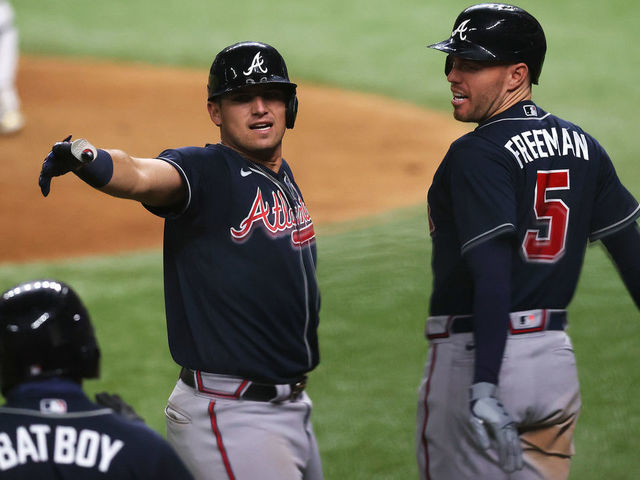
[[451, 310, 567, 334], [179, 368, 306, 402]]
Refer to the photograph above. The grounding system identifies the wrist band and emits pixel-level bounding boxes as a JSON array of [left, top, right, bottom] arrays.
[[74, 149, 113, 188]]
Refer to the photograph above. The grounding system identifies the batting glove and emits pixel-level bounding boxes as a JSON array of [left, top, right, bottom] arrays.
[[469, 382, 523, 473], [39, 135, 97, 196]]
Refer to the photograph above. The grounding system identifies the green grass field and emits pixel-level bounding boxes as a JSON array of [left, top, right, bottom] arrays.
[[6, 1, 640, 478]]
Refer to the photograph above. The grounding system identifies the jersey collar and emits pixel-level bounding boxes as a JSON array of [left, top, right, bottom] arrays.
[[477, 100, 543, 129], [3, 378, 98, 412]]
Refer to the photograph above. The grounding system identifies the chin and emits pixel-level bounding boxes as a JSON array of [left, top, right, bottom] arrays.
[[452, 110, 468, 122], [247, 142, 281, 158], [453, 109, 478, 123], [252, 140, 280, 153]]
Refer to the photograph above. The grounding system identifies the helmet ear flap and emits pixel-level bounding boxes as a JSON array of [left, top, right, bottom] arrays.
[[286, 93, 298, 129]]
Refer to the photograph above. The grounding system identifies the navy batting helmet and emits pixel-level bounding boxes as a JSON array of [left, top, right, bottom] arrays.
[[0, 280, 100, 396], [428, 3, 546, 84], [207, 41, 299, 128]]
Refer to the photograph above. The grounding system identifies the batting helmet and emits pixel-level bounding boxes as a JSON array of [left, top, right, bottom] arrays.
[[428, 3, 546, 84], [207, 41, 299, 128], [0, 280, 100, 396]]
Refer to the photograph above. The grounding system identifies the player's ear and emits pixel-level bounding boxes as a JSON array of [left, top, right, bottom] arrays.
[[508, 63, 530, 91], [207, 101, 222, 127]]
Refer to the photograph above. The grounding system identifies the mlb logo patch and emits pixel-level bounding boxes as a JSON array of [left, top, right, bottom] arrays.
[[523, 105, 537, 117], [40, 398, 68, 414], [517, 314, 538, 328], [509, 310, 544, 333]]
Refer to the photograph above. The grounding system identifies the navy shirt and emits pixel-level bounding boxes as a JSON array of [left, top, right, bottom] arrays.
[[147, 143, 320, 384], [0, 380, 192, 479], [428, 101, 640, 315]]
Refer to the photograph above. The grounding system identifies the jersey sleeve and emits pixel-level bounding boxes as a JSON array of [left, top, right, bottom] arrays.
[[589, 143, 640, 241], [144, 147, 231, 220], [449, 137, 518, 253]]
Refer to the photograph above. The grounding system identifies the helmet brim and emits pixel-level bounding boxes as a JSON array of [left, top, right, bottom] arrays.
[[428, 38, 497, 61], [208, 78, 297, 101]]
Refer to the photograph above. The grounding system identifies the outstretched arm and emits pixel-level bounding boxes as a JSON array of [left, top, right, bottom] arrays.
[[601, 222, 640, 309], [39, 136, 185, 208]]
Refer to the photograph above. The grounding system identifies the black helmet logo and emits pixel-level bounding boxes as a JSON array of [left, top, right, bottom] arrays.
[[244, 52, 269, 76]]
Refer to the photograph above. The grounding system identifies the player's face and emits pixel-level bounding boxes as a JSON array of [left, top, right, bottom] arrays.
[[445, 57, 514, 123], [208, 84, 289, 167]]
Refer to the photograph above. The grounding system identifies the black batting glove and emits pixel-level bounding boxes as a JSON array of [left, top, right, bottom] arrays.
[[39, 135, 83, 196]]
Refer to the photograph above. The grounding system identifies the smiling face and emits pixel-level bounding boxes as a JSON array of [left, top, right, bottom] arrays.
[[445, 56, 530, 123], [208, 84, 291, 169]]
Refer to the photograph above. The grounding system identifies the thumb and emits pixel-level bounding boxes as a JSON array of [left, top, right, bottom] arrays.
[[38, 174, 51, 197], [470, 416, 491, 450]]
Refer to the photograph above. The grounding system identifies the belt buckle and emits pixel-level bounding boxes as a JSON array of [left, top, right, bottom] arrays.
[[289, 377, 307, 400]]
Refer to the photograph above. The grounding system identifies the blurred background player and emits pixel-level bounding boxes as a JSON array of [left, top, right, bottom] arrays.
[[0, 279, 193, 479], [0, 0, 24, 135]]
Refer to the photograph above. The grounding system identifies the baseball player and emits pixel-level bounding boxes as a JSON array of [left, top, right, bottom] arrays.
[[416, 4, 640, 479], [37, 41, 323, 480], [0, 279, 194, 479], [0, 0, 24, 134]]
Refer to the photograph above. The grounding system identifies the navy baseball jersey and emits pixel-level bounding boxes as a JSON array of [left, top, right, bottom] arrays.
[[146, 143, 320, 384], [428, 100, 640, 315], [0, 379, 192, 479]]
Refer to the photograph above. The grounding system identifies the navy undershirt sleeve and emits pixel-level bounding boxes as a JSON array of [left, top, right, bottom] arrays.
[[464, 234, 513, 385], [602, 222, 640, 309]]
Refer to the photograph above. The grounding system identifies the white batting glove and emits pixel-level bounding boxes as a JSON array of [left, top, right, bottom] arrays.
[[469, 382, 523, 473]]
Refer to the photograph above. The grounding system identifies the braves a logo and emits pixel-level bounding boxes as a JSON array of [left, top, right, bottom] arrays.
[[243, 52, 268, 75], [451, 19, 472, 41], [230, 187, 315, 246]]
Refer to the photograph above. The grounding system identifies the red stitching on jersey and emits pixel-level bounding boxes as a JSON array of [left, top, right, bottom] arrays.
[[209, 400, 236, 480], [196, 371, 249, 399], [420, 343, 439, 480]]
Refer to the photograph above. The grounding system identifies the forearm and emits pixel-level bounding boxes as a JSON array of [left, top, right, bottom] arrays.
[[465, 235, 513, 384], [99, 149, 183, 206]]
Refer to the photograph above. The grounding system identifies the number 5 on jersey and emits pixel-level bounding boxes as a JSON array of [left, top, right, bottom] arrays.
[[522, 170, 570, 262]]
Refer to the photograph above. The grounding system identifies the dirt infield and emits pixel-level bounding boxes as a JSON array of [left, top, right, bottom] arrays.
[[0, 56, 469, 263]]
